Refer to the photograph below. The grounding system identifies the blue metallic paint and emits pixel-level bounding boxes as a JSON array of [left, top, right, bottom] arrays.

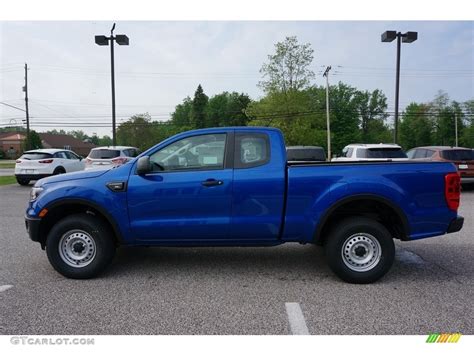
[[26, 127, 461, 247]]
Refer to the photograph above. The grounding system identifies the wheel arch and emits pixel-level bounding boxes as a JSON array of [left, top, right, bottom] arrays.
[[38, 198, 124, 248], [313, 194, 410, 245]]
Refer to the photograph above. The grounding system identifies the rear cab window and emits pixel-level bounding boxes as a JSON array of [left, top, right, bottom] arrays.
[[89, 149, 121, 159]]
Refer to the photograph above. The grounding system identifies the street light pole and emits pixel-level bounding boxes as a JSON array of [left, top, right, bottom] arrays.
[[394, 35, 401, 144], [323, 66, 332, 161], [381, 30, 418, 144], [95, 23, 129, 147], [110, 24, 116, 146]]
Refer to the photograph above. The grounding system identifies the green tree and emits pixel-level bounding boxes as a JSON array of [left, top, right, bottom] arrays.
[[98, 135, 112, 146], [207, 92, 251, 127], [259, 36, 315, 94], [460, 100, 474, 147], [23, 130, 42, 150], [116, 113, 155, 151], [354, 89, 390, 143], [191, 84, 208, 129], [399, 103, 433, 150], [89, 134, 100, 145], [171, 96, 193, 127]]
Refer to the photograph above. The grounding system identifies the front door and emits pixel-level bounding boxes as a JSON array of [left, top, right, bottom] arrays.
[[127, 133, 233, 241]]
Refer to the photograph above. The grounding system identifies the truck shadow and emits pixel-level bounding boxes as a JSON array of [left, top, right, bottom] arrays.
[[101, 243, 469, 285]]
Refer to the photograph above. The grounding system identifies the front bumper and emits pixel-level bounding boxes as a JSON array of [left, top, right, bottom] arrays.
[[446, 216, 464, 234], [25, 214, 42, 244]]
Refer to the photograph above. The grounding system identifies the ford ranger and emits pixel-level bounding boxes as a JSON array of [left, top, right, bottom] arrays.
[[25, 127, 464, 283]]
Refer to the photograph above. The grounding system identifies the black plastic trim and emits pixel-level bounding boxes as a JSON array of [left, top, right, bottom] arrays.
[[447, 216, 464, 234]]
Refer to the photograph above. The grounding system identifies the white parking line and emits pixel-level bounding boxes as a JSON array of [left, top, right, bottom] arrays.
[[0, 285, 13, 292], [285, 302, 310, 335]]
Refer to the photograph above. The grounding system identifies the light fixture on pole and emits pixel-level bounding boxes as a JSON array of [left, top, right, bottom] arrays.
[[95, 23, 129, 146], [381, 30, 418, 144]]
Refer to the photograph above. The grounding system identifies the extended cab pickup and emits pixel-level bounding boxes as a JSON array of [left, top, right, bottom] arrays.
[[25, 127, 464, 283]]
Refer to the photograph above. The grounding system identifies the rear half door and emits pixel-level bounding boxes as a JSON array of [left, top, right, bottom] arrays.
[[231, 131, 286, 241]]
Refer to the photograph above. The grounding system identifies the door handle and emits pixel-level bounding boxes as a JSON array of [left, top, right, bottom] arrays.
[[201, 179, 224, 187]]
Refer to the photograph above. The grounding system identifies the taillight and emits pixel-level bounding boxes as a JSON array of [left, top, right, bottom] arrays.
[[111, 157, 128, 165], [39, 159, 54, 164], [84, 158, 92, 165], [445, 172, 461, 211]]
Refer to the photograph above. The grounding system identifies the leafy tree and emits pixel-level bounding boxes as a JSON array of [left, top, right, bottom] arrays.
[[23, 130, 42, 150], [460, 100, 474, 147], [354, 89, 390, 143], [399, 103, 433, 150], [430, 92, 464, 146], [208, 92, 251, 127], [191, 84, 208, 129], [99, 135, 113, 146], [171, 96, 193, 127], [116, 113, 155, 151], [45, 129, 67, 135], [89, 134, 100, 145], [259, 36, 315, 94]]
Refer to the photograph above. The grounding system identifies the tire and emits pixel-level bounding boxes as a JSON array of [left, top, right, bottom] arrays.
[[53, 167, 66, 175], [16, 177, 30, 186], [45, 214, 115, 279], [325, 217, 395, 284]]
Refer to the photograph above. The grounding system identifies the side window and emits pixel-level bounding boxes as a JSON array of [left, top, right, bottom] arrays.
[[150, 134, 226, 171], [65, 151, 79, 160], [425, 149, 435, 158], [355, 148, 367, 158], [406, 149, 416, 159], [346, 147, 353, 157], [234, 133, 270, 169], [54, 152, 67, 159], [414, 149, 426, 158]]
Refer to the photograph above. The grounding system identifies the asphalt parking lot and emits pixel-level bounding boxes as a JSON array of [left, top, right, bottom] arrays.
[[0, 183, 473, 335]]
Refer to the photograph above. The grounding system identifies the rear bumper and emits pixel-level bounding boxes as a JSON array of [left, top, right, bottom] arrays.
[[25, 214, 42, 244], [460, 177, 474, 184], [447, 216, 464, 234], [16, 174, 52, 181]]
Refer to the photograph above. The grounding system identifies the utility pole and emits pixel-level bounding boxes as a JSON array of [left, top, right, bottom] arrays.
[[323, 66, 332, 161], [23, 63, 30, 150], [454, 112, 458, 147]]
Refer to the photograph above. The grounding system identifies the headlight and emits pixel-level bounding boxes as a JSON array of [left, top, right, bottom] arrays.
[[30, 187, 44, 202]]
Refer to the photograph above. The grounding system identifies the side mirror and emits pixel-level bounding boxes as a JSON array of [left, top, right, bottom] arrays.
[[136, 156, 151, 175]]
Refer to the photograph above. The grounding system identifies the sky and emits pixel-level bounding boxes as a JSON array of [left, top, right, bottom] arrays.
[[1, 21, 473, 137]]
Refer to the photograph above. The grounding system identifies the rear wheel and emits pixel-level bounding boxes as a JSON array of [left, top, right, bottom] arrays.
[[325, 217, 395, 284], [53, 167, 66, 175], [16, 177, 30, 186], [46, 214, 115, 279]]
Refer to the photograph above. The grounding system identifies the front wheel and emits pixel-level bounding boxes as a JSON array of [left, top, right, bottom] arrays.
[[46, 214, 115, 279], [325, 217, 395, 284]]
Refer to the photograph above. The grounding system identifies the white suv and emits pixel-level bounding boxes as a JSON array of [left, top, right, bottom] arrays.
[[15, 149, 85, 185], [332, 144, 408, 161], [84, 146, 140, 170]]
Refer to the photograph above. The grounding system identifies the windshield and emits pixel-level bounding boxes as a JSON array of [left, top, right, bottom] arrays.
[[360, 148, 407, 159], [19, 152, 53, 160], [441, 149, 474, 161], [89, 149, 120, 159]]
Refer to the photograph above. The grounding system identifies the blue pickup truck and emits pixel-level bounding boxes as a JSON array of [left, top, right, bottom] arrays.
[[25, 127, 464, 283]]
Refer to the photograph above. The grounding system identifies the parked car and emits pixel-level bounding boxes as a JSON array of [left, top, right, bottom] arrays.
[[332, 143, 408, 161], [84, 146, 140, 170], [25, 127, 463, 283], [15, 149, 84, 186], [407, 146, 474, 184], [286, 146, 326, 162]]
